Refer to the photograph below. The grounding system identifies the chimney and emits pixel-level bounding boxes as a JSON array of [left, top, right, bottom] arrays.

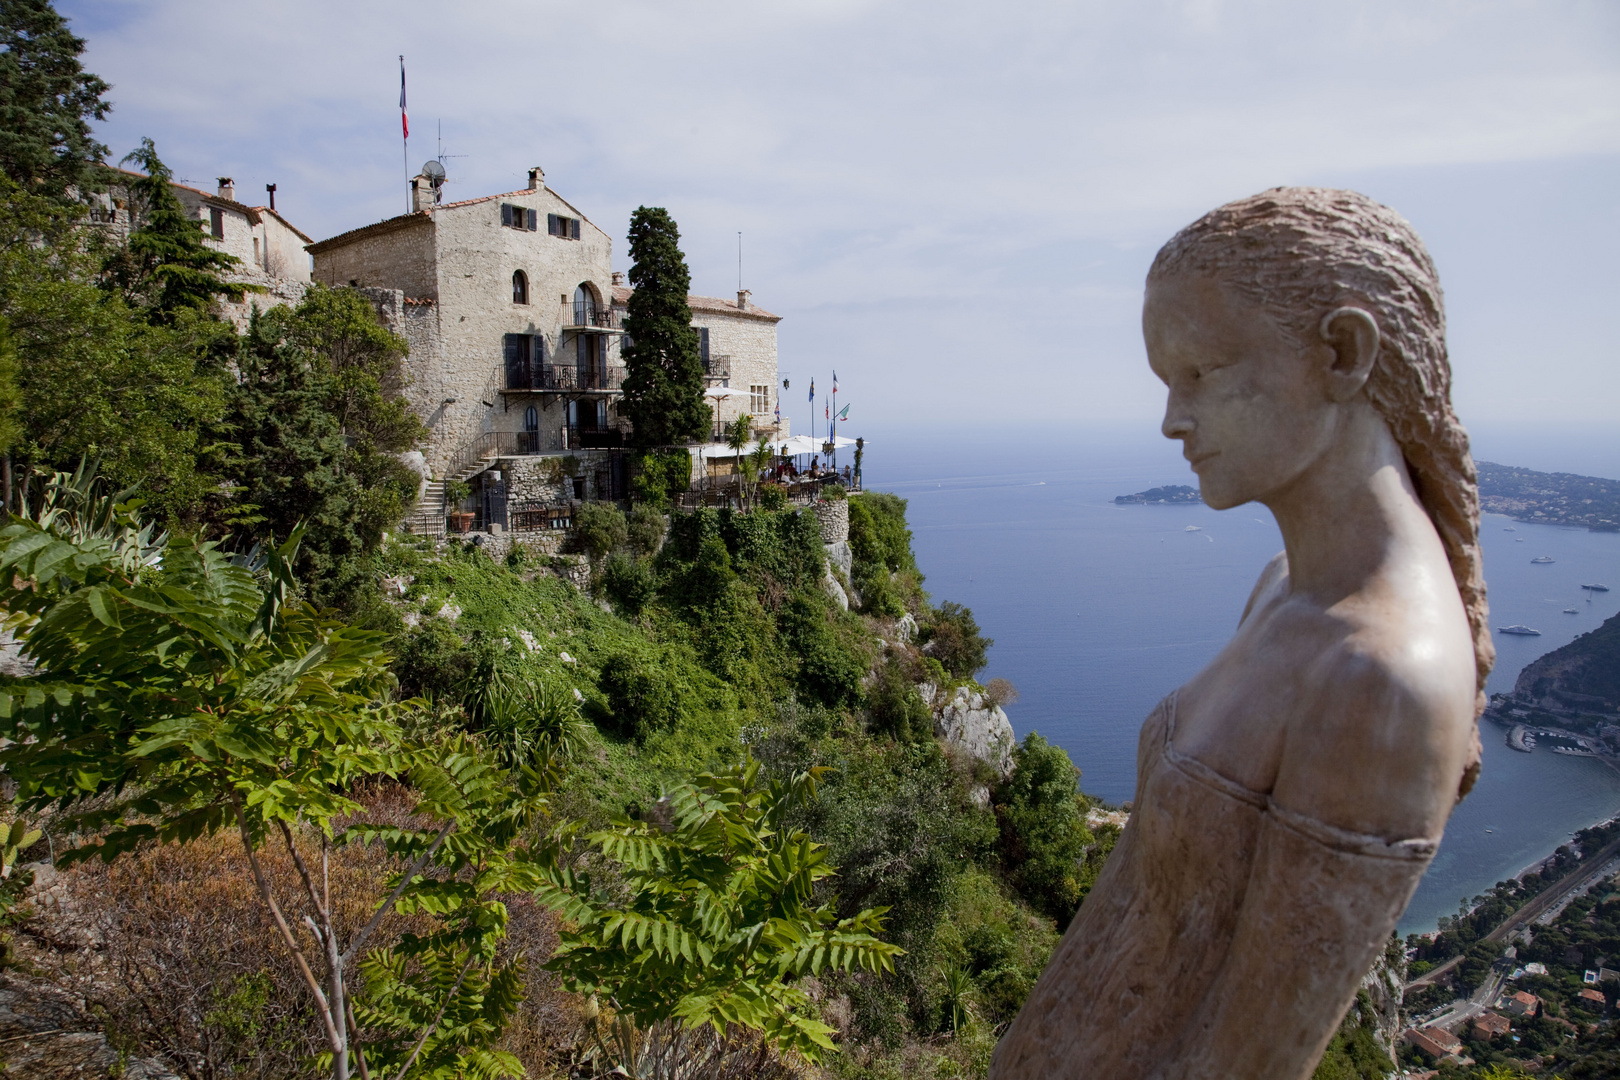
[[217, 177, 235, 201], [528, 166, 544, 191], [611, 271, 624, 286], [737, 289, 751, 311], [265, 183, 276, 211], [411, 176, 434, 213]]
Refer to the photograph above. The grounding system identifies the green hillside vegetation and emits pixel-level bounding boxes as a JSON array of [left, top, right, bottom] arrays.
[[1513, 610, 1620, 706]]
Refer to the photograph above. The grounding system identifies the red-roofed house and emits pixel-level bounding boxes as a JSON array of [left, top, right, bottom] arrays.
[[1403, 1026, 1462, 1060]]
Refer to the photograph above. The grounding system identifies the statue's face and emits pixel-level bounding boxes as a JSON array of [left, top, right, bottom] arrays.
[[1143, 273, 1342, 511]]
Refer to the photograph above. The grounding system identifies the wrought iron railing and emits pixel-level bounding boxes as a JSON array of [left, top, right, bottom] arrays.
[[564, 303, 620, 330], [510, 502, 575, 532], [505, 364, 626, 392]]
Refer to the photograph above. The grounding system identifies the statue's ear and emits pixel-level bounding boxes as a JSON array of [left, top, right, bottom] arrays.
[[1318, 306, 1380, 401]]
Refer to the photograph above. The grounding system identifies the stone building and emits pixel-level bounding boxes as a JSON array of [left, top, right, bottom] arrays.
[[93, 170, 314, 326], [304, 165, 785, 536]]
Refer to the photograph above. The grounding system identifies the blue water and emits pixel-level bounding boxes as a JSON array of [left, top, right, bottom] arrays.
[[868, 425, 1620, 935]]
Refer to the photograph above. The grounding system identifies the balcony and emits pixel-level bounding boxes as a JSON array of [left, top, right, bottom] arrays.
[[502, 364, 627, 393], [563, 302, 622, 332]]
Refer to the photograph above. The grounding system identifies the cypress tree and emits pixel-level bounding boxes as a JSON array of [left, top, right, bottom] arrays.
[[620, 206, 710, 449], [0, 0, 110, 197]]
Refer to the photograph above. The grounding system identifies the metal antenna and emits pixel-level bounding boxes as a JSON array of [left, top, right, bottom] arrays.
[[738, 231, 743, 291]]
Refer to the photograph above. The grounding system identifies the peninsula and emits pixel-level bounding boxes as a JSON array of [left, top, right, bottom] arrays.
[[1113, 484, 1200, 505], [1477, 461, 1620, 531]]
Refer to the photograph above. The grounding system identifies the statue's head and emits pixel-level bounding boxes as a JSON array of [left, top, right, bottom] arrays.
[[1144, 187, 1492, 746]]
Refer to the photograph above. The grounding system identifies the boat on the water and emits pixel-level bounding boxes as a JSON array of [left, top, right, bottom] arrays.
[[1564, 608, 1580, 614], [1531, 556, 1554, 564], [1184, 525, 1201, 532], [1498, 625, 1542, 636], [1583, 583, 1611, 592]]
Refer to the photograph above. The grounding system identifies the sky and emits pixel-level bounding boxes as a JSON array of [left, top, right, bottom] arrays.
[[60, 0, 1620, 459]]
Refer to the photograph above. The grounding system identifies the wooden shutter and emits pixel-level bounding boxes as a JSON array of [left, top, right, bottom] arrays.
[[548, 213, 558, 235], [501, 203, 513, 227], [570, 217, 580, 240], [699, 328, 710, 367], [527, 208, 538, 231]]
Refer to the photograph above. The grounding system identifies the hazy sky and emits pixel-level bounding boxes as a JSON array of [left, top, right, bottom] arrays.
[[61, 1, 1620, 447]]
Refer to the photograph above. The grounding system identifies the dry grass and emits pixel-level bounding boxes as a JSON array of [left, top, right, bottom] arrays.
[[17, 783, 580, 1079]]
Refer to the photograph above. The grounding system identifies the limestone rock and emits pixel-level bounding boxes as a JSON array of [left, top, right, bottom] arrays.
[[0, 973, 180, 1079], [896, 613, 918, 644], [825, 540, 852, 579], [823, 565, 849, 611], [935, 686, 1015, 777]]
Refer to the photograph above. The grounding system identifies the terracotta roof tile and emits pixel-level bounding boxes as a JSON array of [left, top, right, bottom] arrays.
[[611, 286, 781, 323]]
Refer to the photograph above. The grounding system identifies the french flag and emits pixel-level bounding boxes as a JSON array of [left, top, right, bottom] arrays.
[[399, 57, 409, 140]]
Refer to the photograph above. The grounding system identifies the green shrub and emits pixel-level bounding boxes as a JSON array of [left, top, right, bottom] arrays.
[[848, 492, 917, 616], [575, 501, 628, 562], [599, 643, 688, 741], [631, 449, 691, 508], [993, 734, 1093, 923], [626, 504, 666, 557], [868, 654, 933, 742], [782, 590, 867, 708], [756, 481, 788, 510], [392, 618, 476, 701], [924, 601, 992, 679], [601, 552, 656, 615]]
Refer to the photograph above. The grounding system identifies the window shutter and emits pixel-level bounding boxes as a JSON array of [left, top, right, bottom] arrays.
[[699, 327, 710, 366], [570, 217, 580, 240], [546, 213, 556, 235], [501, 203, 513, 227], [527, 208, 538, 231]]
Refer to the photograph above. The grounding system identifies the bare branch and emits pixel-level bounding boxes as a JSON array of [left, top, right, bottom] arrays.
[[279, 818, 330, 922], [346, 997, 374, 1080], [231, 791, 344, 1054], [342, 819, 456, 966]]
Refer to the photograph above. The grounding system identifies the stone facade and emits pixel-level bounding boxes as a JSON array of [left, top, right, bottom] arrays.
[[92, 169, 314, 330], [310, 168, 626, 478]]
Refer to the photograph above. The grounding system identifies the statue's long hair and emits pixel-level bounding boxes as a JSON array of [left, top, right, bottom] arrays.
[[1149, 187, 1493, 795]]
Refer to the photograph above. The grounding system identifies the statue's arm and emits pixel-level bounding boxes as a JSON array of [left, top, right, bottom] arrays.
[[1153, 654, 1463, 1079]]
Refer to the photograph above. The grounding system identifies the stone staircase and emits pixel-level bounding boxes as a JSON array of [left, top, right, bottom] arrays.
[[403, 479, 446, 537]]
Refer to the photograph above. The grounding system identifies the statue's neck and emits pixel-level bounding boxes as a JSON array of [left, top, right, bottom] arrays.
[[1264, 407, 1429, 605]]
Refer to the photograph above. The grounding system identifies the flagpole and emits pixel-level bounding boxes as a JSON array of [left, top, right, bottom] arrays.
[[400, 55, 409, 215]]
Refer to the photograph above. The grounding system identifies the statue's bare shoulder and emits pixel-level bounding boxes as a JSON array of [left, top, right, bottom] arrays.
[[1270, 573, 1477, 843]]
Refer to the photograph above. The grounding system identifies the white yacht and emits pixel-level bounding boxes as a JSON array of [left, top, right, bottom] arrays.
[[1498, 625, 1542, 636]]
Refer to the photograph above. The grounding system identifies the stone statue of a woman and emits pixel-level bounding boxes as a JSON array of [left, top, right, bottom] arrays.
[[991, 188, 1493, 1079]]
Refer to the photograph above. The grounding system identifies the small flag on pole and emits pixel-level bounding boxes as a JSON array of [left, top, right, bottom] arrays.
[[836, 404, 849, 421], [399, 57, 409, 139], [808, 378, 814, 403]]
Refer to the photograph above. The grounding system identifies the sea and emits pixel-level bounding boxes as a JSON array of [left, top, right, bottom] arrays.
[[867, 423, 1620, 936]]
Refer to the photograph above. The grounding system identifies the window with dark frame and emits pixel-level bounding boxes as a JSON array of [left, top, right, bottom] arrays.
[[208, 207, 224, 239], [547, 213, 583, 239], [698, 327, 710, 371], [512, 270, 528, 305], [500, 204, 538, 231]]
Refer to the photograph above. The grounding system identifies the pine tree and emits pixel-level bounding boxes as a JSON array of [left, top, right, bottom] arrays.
[[0, 0, 110, 197], [106, 138, 255, 321], [620, 207, 710, 449]]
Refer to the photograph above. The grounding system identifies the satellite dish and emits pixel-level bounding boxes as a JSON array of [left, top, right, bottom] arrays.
[[421, 160, 446, 182]]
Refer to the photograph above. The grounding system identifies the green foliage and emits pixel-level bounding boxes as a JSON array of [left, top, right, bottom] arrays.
[[600, 641, 691, 741], [993, 734, 1093, 923], [221, 288, 425, 601], [106, 139, 258, 319], [0, 467, 547, 1080], [621, 207, 709, 448], [868, 654, 933, 742], [627, 504, 666, 558], [924, 602, 992, 680], [576, 501, 629, 562], [1, 179, 230, 524], [932, 868, 1060, 1029], [543, 757, 902, 1066], [0, 0, 110, 197], [603, 551, 657, 615], [756, 482, 788, 511], [847, 492, 918, 616], [631, 448, 691, 509], [1310, 992, 1394, 1080]]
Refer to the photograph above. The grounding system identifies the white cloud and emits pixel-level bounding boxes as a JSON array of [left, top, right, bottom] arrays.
[[62, 0, 1620, 431]]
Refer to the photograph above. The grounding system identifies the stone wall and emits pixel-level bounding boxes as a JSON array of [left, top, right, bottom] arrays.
[[690, 297, 784, 437], [813, 499, 849, 544]]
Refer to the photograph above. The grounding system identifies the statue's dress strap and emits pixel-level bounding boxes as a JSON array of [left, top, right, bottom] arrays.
[[1160, 689, 1439, 857]]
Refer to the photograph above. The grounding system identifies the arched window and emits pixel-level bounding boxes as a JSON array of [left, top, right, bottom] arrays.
[[572, 283, 596, 326], [512, 270, 529, 305], [524, 405, 538, 432]]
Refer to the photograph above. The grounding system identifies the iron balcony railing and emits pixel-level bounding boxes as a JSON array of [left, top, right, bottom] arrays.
[[510, 502, 575, 531], [506, 364, 626, 392], [564, 302, 621, 330]]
